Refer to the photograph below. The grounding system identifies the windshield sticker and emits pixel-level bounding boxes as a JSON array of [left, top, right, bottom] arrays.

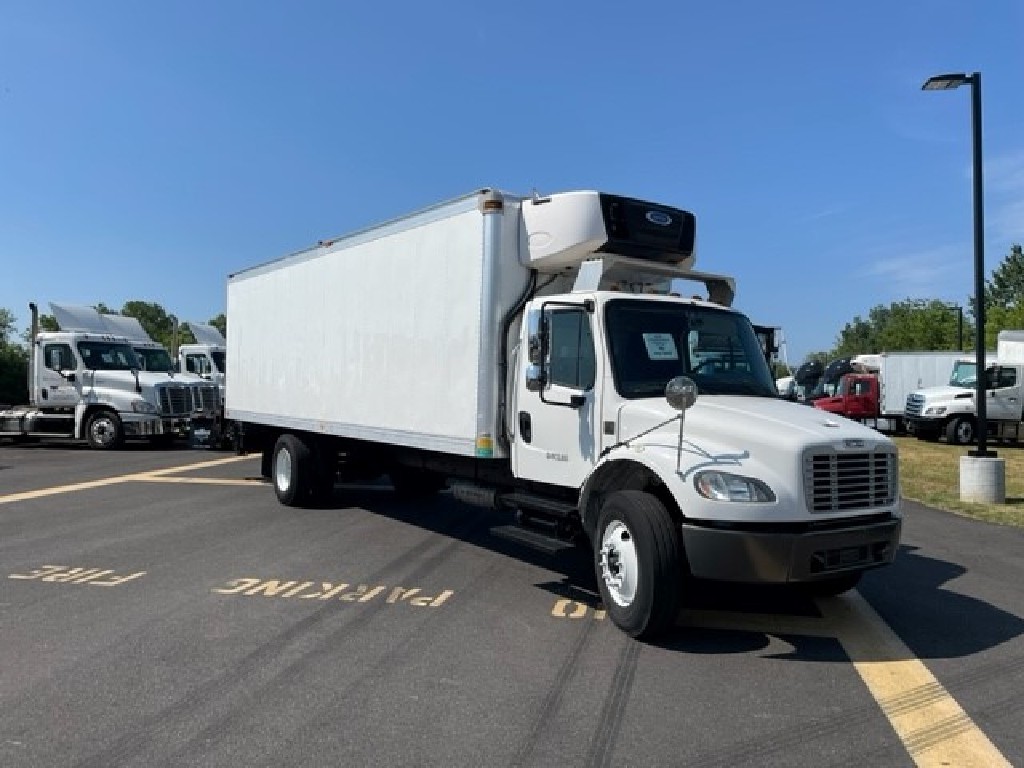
[[642, 333, 679, 360]]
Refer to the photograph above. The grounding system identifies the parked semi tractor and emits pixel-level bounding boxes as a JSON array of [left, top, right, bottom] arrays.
[[813, 351, 967, 433], [179, 323, 226, 399], [0, 303, 210, 448], [178, 323, 230, 445], [227, 189, 901, 639], [905, 331, 1023, 444]]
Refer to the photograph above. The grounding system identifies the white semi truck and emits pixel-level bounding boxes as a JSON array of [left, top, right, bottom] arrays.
[[179, 322, 226, 399], [227, 189, 902, 638], [0, 303, 210, 448], [905, 331, 1023, 444]]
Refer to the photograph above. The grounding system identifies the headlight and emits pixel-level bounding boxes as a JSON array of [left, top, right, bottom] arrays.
[[131, 400, 158, 414], [924, 406, 947, 415], [694, 471, 775, 503]]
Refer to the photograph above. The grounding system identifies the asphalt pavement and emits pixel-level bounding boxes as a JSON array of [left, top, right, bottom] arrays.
[[0, 441, 1020, 767]]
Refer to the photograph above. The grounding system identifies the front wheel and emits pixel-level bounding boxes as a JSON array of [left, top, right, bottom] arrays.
[[594, 491, 683, 640], [85, 410, 124, 450], [946, 416, 976, 446]]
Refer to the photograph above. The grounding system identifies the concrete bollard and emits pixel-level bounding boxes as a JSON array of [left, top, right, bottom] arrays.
[[959, 455, 1006, 504]]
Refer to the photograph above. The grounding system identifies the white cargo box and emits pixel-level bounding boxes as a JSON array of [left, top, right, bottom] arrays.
[[226, 191, 531, 457]]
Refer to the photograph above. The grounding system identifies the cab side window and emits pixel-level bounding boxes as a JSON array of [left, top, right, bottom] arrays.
[[43, 343, 75, 371], [998, 367, 1017, 388], [548, 310, 596, 390]]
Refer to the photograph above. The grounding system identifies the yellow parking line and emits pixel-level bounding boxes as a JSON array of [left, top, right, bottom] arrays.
[[0, 454, 256, 505], [134, 476, 265, 487], [820, 591, 1012, 767]]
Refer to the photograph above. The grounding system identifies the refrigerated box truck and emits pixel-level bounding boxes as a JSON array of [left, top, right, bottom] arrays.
[[227, 189, 901, 638]]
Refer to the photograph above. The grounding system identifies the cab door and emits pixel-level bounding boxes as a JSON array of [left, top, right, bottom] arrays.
[[987, 366, 1022, 422], [514, 304, 599, 487], [36, 342, 81, 408]]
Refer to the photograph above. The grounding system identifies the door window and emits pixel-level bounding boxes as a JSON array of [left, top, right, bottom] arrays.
[[43, 343, 75, 371], [548, 310, 596, 390]]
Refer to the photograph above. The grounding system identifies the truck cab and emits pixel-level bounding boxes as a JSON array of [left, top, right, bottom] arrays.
[[904, 342, 1022, 445], [179, 323, 227, 401], [813, 372, 879, 421]]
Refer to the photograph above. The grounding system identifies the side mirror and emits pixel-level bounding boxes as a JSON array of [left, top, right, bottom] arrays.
[[665, 376, 698, 411], [525, 364, 545, 392]]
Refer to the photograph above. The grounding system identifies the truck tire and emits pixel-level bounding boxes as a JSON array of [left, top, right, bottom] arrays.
[[85, 410, 124, 450], [594, 490, 682, 640], [272, 434, 313, 506], [946, 416, 975, 446]]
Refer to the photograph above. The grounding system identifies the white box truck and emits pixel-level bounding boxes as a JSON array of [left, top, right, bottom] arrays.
[[906, 331, 1023, 444], [227, 189, 902, 638]]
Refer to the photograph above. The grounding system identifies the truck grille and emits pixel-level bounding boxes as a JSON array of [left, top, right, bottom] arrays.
[[905, 393, 924, 417], [158, 385, 192, 416], [190, 384, 219, 412], [804, 450, 897, 513]]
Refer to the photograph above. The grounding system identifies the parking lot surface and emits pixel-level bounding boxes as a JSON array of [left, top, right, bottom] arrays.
[[1, 443, 1021, 767]]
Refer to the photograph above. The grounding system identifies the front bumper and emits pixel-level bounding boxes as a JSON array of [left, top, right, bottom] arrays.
[[681, 516, 901, 583], [904, 415, 944, 434], [121, 413, 191, 438]]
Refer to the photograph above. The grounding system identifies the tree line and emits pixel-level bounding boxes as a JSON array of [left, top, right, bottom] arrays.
[[798, 243, 1024, 366], [0, 301, 225, 405]]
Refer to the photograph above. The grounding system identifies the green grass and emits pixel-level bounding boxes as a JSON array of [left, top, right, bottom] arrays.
[[893, 436, 1024, 527]]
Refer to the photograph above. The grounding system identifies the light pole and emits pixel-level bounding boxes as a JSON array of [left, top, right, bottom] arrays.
[[922, 72, 994, 459]]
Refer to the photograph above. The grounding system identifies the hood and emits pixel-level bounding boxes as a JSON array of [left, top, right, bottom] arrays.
[[909, 385, 973, 403], [616, 395, 891, 456]]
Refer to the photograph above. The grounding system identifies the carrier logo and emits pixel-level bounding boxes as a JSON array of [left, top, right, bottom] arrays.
[[844, 439, 866, 448], [645, 210, 672, 226]]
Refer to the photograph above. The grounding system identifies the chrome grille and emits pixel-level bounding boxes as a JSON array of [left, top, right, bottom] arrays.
[[804, 450, 897, 513], [158, 384, 192, 416], [905, 394, 925, 417], [190, 384, 219, 412]]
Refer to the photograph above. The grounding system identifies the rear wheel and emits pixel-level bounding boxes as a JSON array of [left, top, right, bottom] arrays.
[[272, 434, 313, 506], [85, 410, 124, 450], [946, 416, 975, 446], [593, 490, 682, 640]]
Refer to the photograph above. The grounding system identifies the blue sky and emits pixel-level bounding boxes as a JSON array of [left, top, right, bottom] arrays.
[[2, 1, 1022, 365]]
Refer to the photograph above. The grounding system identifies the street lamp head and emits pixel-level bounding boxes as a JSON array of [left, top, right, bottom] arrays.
[[922, 73, 972, 91]]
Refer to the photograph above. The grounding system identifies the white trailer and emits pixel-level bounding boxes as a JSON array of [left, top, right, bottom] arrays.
[[228, 189, 902, 638]]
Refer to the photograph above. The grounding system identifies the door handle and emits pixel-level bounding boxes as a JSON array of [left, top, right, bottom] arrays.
[[518, 412, 532, 443]]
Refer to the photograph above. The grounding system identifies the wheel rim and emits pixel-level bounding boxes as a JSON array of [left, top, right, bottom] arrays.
[[599, 520, 639, 607], [90, 416, 117, 447], [275, 447, 292, 493], [957, 421, 974, 444]]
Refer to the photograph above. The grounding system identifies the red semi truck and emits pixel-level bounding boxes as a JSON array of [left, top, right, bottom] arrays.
[[813, 351, 967, 433]]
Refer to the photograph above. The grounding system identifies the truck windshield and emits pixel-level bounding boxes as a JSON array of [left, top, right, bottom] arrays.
[[605, 299, 776, 398], [949, 361, 977, 388], [211, 350, 226, 373], [134, 347, 174, 372], [77, 341, 140, 371]]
